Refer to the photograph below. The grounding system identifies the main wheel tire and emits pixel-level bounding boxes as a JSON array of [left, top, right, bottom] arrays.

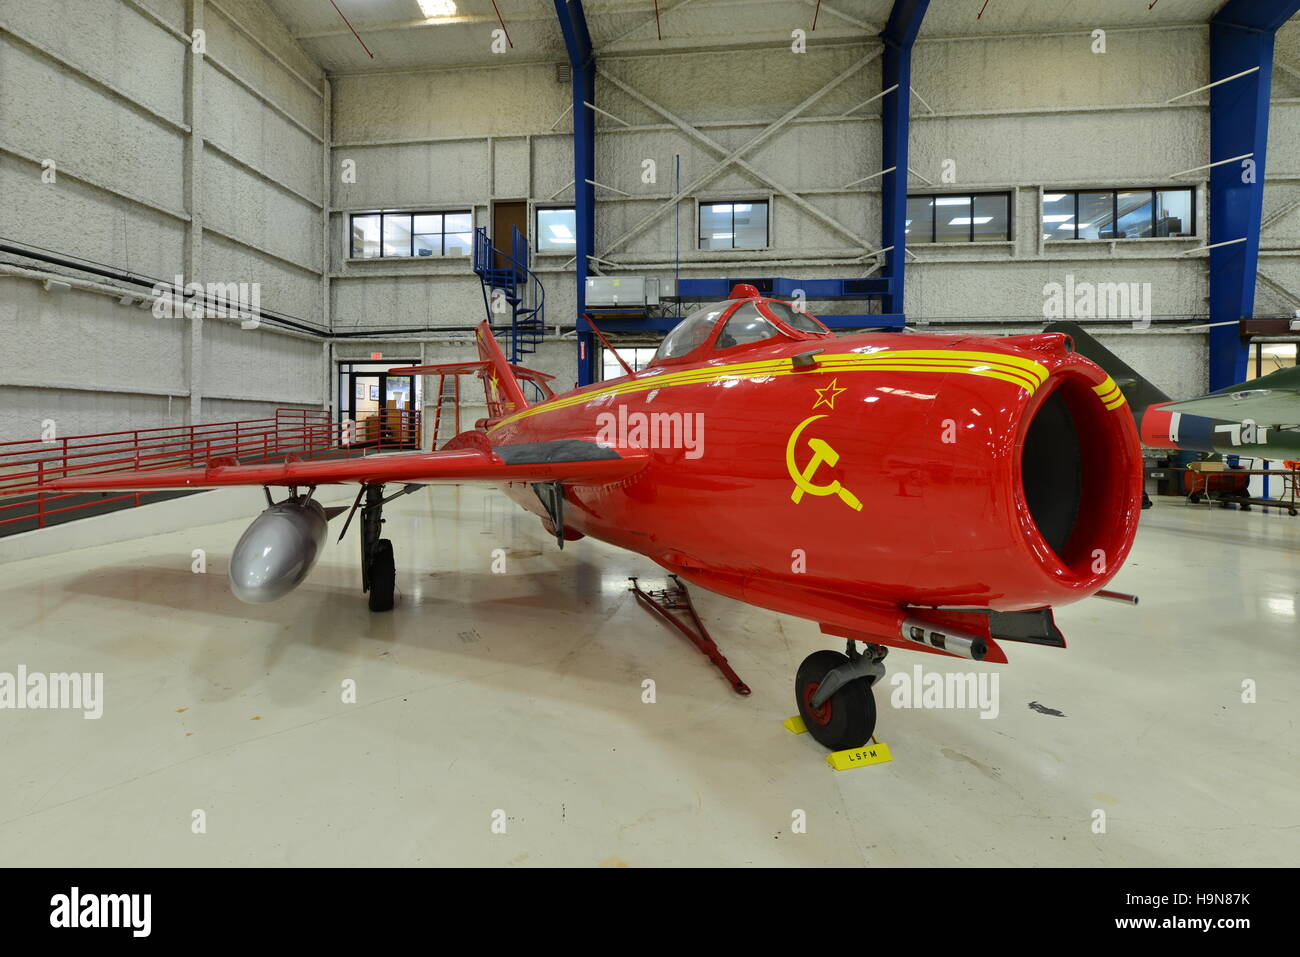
[[367, 539, 395, 612], [795, 650, 876, 752]]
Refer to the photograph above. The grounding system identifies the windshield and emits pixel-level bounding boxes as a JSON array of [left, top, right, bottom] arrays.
[[654, 302, 726, 360], [762, 299, 828, 334], [716, 302, 780, 349]]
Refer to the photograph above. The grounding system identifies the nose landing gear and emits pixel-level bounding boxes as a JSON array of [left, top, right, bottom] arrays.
[[795, 641, 887, 751]]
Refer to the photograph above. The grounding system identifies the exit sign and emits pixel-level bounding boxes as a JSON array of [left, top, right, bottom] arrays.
[[370, 352, 382, 359]]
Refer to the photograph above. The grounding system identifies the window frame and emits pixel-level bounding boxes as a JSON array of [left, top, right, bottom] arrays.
[[349, 209, 474, 260], [696, 198, 771, 251], [600, 346, 658, 381], [905, 191, 1013, 244], [534, 205, 578, 256], [1041, 188, 1196, 241]]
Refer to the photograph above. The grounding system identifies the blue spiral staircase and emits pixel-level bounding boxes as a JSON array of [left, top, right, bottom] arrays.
[[471, 225, 545, 365]]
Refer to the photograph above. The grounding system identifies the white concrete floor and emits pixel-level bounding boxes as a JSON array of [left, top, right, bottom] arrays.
[[1, 487, 1298, 867]]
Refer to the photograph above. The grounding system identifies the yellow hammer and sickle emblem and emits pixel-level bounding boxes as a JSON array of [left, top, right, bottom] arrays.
[[785, 415, 863, 512]]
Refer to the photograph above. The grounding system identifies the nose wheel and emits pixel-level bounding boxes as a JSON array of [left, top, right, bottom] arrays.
[[795, 642, 886, 751]]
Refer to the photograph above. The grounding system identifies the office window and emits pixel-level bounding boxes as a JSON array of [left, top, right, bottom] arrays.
[[972, 193, 1010, 242], [1246, 343, 1298, 382], [1077, 191, 1113, 240], [351, 214, 381, 258], [350, 211, 472, 259], [905, 193, 1011, 243], [537, 207, 577, 252], [1155, 190, 1193, 237], [905, 196, 932, 241], [699, 201, 768, 250], [383, 215, 412, 256], [1042, 189, 1195, 240], [601, 346, 657, 380]]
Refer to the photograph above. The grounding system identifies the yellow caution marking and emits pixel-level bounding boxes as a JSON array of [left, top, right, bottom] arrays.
[[783, 714, 809, 734], [826, 740, 893, 771]]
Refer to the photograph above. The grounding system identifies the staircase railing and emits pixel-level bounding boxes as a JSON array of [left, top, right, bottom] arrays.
[[471, 225, 547, 364]]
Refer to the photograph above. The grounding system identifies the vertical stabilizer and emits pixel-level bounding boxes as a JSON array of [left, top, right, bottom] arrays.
[[1043, 322, 1171, 421], [474, 321, 530, 418]]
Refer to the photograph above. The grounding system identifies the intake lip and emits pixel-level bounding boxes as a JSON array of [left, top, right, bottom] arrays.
[[1013, 365, 1143, 596]]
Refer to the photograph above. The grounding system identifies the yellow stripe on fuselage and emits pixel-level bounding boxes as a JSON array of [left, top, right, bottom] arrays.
[[486, 349, 1050, 432], [1092, 376, 1127, 410]]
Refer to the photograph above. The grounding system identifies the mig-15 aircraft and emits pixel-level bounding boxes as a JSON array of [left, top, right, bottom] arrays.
[[36, 287, 1143, 750]]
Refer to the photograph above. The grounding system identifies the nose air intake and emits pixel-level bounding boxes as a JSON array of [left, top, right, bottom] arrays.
[[1020, 388, 1082, 557], [1017, 373, 1139, 582]]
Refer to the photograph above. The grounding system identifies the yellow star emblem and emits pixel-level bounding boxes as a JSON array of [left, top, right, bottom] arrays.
[[813, 378, 846, 411]]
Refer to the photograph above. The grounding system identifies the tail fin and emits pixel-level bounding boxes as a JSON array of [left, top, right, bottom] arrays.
[[1044, 322, 1171, 420], [474, 321, 530, 418]]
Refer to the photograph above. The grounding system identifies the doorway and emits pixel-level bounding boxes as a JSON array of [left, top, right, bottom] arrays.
[[337, 361, 420, 449], [492, 200, 528, 269]]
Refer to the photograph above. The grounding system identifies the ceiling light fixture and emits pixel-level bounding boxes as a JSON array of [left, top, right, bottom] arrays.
[[417, 0, 457, 20]]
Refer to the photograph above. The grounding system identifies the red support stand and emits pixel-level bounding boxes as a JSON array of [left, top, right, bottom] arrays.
[[629, 575, 751, 696]]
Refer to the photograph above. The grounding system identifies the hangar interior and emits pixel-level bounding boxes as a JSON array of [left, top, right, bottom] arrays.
[[1, 0, 1298, 867]]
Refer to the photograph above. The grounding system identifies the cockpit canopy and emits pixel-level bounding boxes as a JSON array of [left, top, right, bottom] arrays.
[[651, 285, 832, 365]]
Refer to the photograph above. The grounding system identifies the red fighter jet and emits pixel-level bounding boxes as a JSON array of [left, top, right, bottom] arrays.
[[40, 285, 1143, 750]]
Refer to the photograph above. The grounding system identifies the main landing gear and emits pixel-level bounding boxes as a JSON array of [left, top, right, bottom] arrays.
[[360, 484, 395, 612], [337, 483, 398, 612], [795, 641, 888, 751]]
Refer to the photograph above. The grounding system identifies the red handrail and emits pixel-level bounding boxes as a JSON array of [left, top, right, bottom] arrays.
[[0, 407, 420, 530]]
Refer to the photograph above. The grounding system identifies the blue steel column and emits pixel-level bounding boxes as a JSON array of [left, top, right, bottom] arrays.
[[554, 1, 598, 385], [879, 0, 929, 318], [1207, 0, 1300, 389]]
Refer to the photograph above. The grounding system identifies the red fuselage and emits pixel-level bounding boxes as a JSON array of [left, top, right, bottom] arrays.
[[485, 308, 1142, 654]]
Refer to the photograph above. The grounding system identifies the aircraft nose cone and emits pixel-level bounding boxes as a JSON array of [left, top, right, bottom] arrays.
[[228, 501, 327, 603]]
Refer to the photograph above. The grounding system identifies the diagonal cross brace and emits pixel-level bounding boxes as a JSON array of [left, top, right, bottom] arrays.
[[1260, 193, 1300, 234], [595, 48, 884, 257], [1257, 270, 1300, 310]]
